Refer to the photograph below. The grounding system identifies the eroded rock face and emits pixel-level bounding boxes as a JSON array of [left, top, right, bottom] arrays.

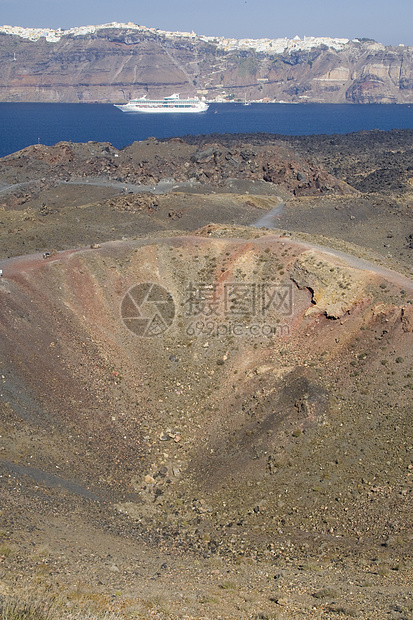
[[1, 29, 413, 103], [346, 73, 397, 104], [291, 250, 370, 318]]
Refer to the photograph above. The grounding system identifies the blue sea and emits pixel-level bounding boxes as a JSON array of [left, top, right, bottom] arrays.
[[1, 102, 413, 158]]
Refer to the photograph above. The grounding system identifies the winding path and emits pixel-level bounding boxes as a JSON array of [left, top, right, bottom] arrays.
[[1, 229, 412, 292]]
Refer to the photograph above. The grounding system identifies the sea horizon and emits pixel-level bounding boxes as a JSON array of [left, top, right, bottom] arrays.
[[1, 101, 413, 158]]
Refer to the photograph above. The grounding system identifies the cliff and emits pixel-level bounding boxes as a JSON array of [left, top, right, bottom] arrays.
[[1, 23, 413, 103]]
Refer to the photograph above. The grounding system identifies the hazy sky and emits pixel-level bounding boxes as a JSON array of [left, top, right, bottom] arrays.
[[1, 0, 412, 46]]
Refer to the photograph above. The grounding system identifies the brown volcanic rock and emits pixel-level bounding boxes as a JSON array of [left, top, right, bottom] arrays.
[[187, 141, 351, 194], [291, 249, 370, 318], [0, 136, 353, 197]]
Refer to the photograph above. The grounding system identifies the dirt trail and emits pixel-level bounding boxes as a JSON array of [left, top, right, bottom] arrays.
[[1, 229, 412, 291], [0, 247, 86, 276], [293, 237, 413, 291], [250, 203, 285, 227]]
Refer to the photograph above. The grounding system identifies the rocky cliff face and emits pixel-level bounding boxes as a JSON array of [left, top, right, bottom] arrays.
[[1, 27, 413, 103]]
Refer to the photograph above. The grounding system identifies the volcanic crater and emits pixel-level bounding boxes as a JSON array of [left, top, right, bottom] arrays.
[[0, 131, 412, 619]]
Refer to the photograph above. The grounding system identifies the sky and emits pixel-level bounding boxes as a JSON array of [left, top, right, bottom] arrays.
[[1, 0, 412, 47]]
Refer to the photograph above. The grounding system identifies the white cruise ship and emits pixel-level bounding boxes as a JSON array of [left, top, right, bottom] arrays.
[[115, 93, 209, 113]]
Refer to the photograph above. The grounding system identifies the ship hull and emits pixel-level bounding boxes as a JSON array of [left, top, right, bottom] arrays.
[[114, 93, 209, 113], [115, 104, 208, 113]]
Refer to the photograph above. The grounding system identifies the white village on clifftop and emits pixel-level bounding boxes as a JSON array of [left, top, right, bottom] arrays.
[[0, 21, 362, 54]]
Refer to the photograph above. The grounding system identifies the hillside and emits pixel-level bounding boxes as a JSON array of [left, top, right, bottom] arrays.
[[0, 130, 412, 618], [0, 229, 412, 619], [1, 23, 413, 103]]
